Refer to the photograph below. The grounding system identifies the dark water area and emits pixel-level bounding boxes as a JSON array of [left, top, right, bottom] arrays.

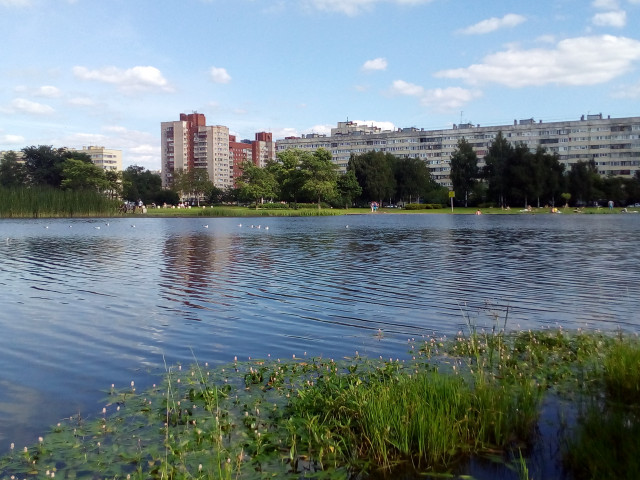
[[0, 214, 638, 468]]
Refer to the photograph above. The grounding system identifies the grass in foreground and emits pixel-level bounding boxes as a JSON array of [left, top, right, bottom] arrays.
[[1, 329, 638, 479]]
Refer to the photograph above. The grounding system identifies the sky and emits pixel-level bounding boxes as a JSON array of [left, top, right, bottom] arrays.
[[1, 0, 640, 171]]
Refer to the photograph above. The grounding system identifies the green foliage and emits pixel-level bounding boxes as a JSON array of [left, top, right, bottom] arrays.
[[122, 165, 163, 205], [403, 203, 443, 210], [0, 187, 121, 217], [1, 329, 639, 479], [60, 157, 110, 192], [172, 168, 213, 205], [450, 138, 479, 207], [0, 151, 27, 188], [349, 151, 397, 203], [237, 160, 278, 208], [299, 148, 338, 209]]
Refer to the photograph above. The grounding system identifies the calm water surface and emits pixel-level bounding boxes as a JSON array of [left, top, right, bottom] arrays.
[[0, 214, 639, 452]]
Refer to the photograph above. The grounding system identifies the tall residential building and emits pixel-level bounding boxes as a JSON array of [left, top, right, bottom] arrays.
[[276, 115, 640, 187], [161, 113, 232, 189], [74, 146, 122, 172], [252, 132, 275, 168], [229, 135, 253, 183]]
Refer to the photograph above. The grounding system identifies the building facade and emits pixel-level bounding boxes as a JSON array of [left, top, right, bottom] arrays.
[[74, 146, 122, 172], [161, 113, 232, 189], [252, 132, 276, 168], [276, 115, 640, 187]]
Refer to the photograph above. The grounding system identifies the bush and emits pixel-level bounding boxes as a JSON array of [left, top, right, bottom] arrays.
[[404, 203, 443, 210]]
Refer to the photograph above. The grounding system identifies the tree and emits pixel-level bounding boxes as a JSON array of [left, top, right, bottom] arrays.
[[299, 148, 338, 209], [237, 161, 278, 209], [567, 160, 600, 206], [60, 158, 109, 191], [349, 151, 396, 204], [270, 149, 306, 205], [449, 138, 478, 207], [0, 151, 27, 188], [393, 157, 435, 205], [482, 132, 512, 207], [504, 143, 533, 208], [122, 165, 162, 205], [336, 169, 362, 209], [22, 145, 67, 187], [104, 170, 123, 199], [173, 168, 213, 206]]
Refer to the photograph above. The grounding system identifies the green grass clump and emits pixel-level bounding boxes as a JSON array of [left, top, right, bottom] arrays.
[[0, 187, 121, 218], [1, 329, 639, 479]]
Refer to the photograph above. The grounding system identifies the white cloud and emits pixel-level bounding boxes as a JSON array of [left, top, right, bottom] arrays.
[[612, 81, 640, 99], [306, 0, 432, 16], [5, 98, 55, 115], [592, 0, 619, 9], [390, 80, 481, 112], [419, 87, 482, 112], [435, 35, 640, 87], [390, 79, 424, 96], [34, 85, 62, 98], [210, 66, 232, 84], [592, 10, 626, 27], [73, 65, 172, 93], [303, 124, 333, 135], [0, 134, 25, 144], [459, 13, 526, 35], [362, 57, 388, 71]]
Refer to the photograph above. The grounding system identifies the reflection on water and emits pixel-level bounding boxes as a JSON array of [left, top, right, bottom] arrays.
[[0, 214, 639, 451]]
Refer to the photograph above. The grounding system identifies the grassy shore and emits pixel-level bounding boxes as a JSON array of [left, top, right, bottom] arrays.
[[138, 204, 631, 218], [1, 327, 638, 479]]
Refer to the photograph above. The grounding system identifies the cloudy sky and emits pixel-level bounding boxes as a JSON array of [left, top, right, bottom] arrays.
[[1, 0, 640, 170]]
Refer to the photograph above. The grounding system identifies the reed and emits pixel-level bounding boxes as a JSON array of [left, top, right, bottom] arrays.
[[0, 187, 121, 218], [0, 329, 638, 479]]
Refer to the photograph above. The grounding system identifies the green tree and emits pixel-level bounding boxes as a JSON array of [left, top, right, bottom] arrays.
[[504, 143, 533, 208], [122, 165, 162, 205], [60, 157, 109, 191], [237, 161, 278, 209], [0, 151, 27, 188], [270, 149, 306, 205], [393, 157, 435, 205], [299, 148, 338, 209], [104, 170, 123, 199], [336, 169, 362, 209], [22, 145, 67, 187], [449, 138, 478, 207], [482, 132, 512, 207], [173, 168, 213, 206], [349, 151, 396, 204], [567, 160, 600, 206]]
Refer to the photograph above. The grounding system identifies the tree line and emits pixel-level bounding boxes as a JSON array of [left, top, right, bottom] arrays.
[[4, 140, 640, 209], [451, 132, 640, 208], [0, 146, 176, 206]]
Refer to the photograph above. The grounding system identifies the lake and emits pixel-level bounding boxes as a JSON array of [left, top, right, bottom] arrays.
[[0, 213, 639, 453]]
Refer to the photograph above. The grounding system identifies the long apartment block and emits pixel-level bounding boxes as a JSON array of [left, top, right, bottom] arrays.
[[275, 114, 640, 187]]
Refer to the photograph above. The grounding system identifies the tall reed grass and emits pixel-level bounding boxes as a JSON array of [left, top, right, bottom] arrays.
[[0, 187, 121, 218], [0, 329, 638, 479]]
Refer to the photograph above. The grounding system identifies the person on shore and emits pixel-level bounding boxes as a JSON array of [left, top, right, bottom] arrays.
[[475, 209, 482, 215]]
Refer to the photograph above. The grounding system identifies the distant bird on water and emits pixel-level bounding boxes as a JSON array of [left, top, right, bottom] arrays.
[[203, 224, 209, 228]]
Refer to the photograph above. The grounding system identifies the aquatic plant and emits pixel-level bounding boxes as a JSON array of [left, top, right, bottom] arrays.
[[0, 187, 121, 218], [0, 329, 638, 479]]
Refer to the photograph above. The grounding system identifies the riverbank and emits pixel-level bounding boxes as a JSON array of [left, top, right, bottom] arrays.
[[134, 204, 635, 218], [1, 328, 637, 479]]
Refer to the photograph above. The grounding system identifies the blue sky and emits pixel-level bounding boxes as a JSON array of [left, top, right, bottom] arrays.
[[1, 0, 640, 170]]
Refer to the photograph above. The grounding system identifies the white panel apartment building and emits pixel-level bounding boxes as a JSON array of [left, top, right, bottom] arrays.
[[276, 114, 640, 187], [75, 146, 122, 172], [161, 113, 232, 190]]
